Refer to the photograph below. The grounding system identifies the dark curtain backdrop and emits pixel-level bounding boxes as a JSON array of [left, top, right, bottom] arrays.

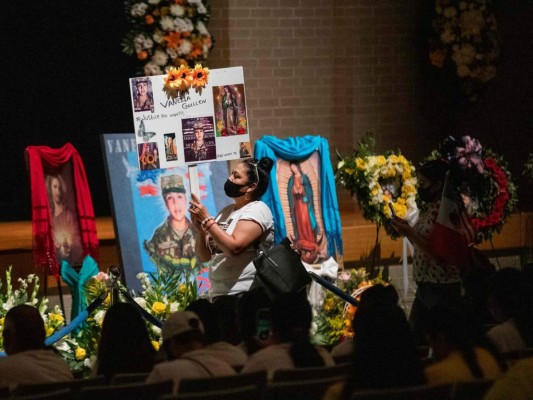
[[2, 1, 136, 221], [2, 1, 533, 222]]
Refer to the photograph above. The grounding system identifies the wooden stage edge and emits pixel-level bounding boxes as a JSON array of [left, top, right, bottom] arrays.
[[1, 204, 533, 287]]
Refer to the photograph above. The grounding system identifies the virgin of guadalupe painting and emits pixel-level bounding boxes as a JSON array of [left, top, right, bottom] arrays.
[[277, 153, 328, 264]]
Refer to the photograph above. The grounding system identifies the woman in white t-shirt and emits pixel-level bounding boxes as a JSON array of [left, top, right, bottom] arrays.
[[189, 157, 274, 299]]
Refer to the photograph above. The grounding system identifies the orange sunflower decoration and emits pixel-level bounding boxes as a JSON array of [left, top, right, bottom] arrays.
[[163, 65, 193, 98], [191, 64, 209, 91]]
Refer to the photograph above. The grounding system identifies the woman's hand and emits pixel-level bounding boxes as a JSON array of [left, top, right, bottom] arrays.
[[389, 216, 413, 238], [189, 194, 210, 228]]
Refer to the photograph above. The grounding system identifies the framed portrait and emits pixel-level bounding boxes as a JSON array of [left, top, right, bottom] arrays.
[[102, 133, 232, 293]]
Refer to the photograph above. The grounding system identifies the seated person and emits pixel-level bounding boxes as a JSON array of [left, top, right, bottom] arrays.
[[484, 355, 533, 400], [186, 298, 248, 370], [241, 292, 334, 380], [146, 311, 235, 393], [421, 304, 506, 385], [0, 305, 73, 389], [486, 268, 533, 354]]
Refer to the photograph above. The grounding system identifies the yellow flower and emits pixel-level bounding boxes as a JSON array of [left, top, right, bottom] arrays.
[[178, 284, 187, 293], [388, 155, 399, 163], [46, 327, 54, 337], [0, 318, 4, 326], [75, 347, 86, 361], [376, 155, 386, 166], [151, 341, 160, 352], [191, 64, 209, 90], [151, 301, 167, 315], [356, 158, 366, 170], [164, 65, 192, 93], [49, 313, 64, 325]]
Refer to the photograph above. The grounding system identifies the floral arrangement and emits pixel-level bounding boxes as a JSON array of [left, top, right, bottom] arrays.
[[56, 266, 199, 376], [335, 133, 418, 239], [163, 64, 209, 99], [312, 268, 387, 346], [0, 267, 65, 350], [429, 0, 501, 102], [427, 135, 518, 242], [122, 0, 213, 76]]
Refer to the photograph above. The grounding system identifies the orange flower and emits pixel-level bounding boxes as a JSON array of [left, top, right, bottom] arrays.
[[163, 66, 193, 98], [187, 46, 203, 60], [145, 15, 155, 25], [164, 32, 182, 49], [191, 64, 209, 90], [175, 58, 188, 67], [137, 50, 148, 60], [429, 50, 445, 69]]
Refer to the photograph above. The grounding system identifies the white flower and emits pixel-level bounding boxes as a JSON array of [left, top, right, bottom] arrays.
[[134, 297, 147, 309], [94, 310, 106, 327], [144, 62, 163, 76], [170, 302, 179, 313], [55, 341, 70, 352], [170, 4, 185, 17], [187, 0, 201, 4], [152, 30, 164, 44], [131, 3, 148, 17], [151, 325, 162, 335], [178, 39, 193, 56], [166, 48, 178, 59], [3, 298, 14, 311], [148, 0, 161, 4], [152, 50, 169, 66], [160, 16, 175, 32], [84, 355, 97, 368], [175, 18, 194, 33], [196, 21, 209, 36], [197, 3, 207, 14]]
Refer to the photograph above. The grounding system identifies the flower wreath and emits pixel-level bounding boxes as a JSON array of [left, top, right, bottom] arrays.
[[335, 134, 418, 239], [427, 136, 518, 242], [122, 0, 213, 76]]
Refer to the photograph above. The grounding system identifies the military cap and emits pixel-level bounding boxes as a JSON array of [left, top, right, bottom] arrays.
[[193, 122, 204, 130], [161, 174, 186, 195], [135, 77, 150, 86]]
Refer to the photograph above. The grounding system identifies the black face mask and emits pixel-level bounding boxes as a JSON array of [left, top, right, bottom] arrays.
[[418, 186, 437, 203], [224, 179, 248, 198]]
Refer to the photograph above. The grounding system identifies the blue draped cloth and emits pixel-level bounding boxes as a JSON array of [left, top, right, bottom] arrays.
[[254, 135, 343, 257], [61, 255, 99, 329]]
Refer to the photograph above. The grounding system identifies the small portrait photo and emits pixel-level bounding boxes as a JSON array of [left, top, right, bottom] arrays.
[[213, 84, 248, 136], [182, 116, 217, 163], [239, 141, 252, 158], [132, 77, 155, 113], [138, 142, 160, 170], [164, 133, 178, 162], [44, 164, 83, 265]]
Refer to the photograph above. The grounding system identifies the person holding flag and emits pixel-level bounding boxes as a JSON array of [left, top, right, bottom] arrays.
[[390, 159, 471, 344]]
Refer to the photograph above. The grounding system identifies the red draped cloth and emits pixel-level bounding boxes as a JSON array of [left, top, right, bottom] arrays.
[[26, 143, 99, 277]]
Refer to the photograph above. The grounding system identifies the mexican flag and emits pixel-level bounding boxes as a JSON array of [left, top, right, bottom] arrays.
[[427, 172, 476, 269]]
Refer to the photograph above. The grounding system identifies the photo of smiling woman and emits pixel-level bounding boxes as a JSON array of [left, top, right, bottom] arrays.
[[188, 157, 274, 300]]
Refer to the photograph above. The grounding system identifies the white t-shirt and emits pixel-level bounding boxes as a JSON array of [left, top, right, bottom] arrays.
[[0, 349, 74, 390], [146, 348, 236, 393], [241, 342, 335, 380], [208, 201, 274, 297]]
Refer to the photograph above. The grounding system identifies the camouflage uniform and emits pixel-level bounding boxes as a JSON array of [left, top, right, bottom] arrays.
[[144, 175, 198, 271]]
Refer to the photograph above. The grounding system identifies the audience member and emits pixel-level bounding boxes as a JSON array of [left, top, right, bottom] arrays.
[[0, 305, 73, 389], [94, 303, 155, 383], [486, 267, 533, 354], [146, 310, 235, 393], [421, 304, 506, 385], [186, 298, 247, 369], [484, 355, 533, 400], [236, 287, 272, 355], [241, 292, 334, 380]]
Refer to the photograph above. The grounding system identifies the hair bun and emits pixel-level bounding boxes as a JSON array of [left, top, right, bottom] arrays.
[[258, 157, 274, 173]]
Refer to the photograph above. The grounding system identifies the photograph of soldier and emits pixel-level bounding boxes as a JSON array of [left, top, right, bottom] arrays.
[[132, 78, 154, 113], [164, 133, 178, 161], [183, 118, 216, 163], [144, 174, 197, 271]]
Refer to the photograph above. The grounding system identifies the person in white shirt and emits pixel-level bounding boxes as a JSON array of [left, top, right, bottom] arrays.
[[0, 304, 73, 389], [146, 311, 235, 393], [242, 293, 334, 380], [189, 157, 275, 299]]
